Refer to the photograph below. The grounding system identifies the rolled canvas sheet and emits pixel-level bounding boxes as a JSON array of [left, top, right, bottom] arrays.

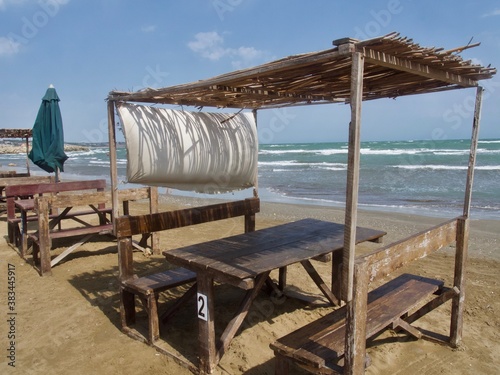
[[116, 103, 258, 193]]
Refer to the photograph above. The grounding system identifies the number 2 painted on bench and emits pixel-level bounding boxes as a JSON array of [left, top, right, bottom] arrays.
[[197, 293, 208, 321]]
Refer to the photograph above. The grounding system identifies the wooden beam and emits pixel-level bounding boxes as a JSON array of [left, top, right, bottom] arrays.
[[362, 47, 478, 88], [342, 51, 364, 302]]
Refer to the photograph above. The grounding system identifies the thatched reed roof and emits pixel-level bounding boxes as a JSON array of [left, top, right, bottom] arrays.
[[0, 129, 32, 138], [108, 32, 496, 109]]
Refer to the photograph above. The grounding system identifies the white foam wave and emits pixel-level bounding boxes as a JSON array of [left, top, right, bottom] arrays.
[[478, 140, 500, 144], [66, 148, 109, 157], [261, 146, 499, 157], [260, 148, 347, 155], [395, 165, 500, 171], [259, 160, 347, 169]]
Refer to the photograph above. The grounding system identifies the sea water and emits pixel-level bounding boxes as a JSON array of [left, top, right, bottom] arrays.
[[1, 139, 498, 220]]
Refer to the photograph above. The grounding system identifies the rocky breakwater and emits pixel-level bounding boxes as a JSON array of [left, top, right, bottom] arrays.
[[0, 143, 89, 154]]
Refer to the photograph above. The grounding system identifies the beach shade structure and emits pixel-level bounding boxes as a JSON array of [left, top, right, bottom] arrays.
[[107, 33, 496, 374], [28, 85, 68, 180]]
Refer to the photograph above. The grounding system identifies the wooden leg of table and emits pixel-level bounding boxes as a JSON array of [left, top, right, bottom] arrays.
[[197, 275, 216, 374], [301, 260, 340, 306], [274, 354, 290, 375], [120, 288, 136, 327], [331, 249, 343, 303], [278, 266, 287, 290], [147, 294, 160, 344], [38, 201, 52, 276], [218, 272, 270, 360]]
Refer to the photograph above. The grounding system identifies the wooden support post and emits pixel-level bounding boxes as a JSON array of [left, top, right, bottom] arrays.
[[463, 86, 483, 218], [149, 186, 160, 254], [450, 217, 469, 347], [252, 109, 259, 198], [344, 261, 369, 374], [107, 100, 119, 235], [341, 51, 364, 302], [451, 86, 482, 346], [118, 236, 136, 331]]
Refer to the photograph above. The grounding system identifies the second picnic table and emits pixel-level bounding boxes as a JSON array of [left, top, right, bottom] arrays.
[[15, 196, 112, 274], [162, 218, 386, 374]]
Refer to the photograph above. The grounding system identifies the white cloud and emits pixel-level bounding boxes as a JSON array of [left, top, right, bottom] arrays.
[[0, 0, 70, 11], [188, 31, 268, 68], [482, 9, 500, 17], [0, 36, 21, 56], [0, 0, 22, 10], [188, 31, 227, 61], [470, 57, 483, 66], [141, 24, 156, 33]]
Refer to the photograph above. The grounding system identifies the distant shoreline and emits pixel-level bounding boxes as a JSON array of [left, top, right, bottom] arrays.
[[0, 143, 89, 154]]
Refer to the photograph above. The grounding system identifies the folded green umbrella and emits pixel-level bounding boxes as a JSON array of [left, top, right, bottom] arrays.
[[29, 85, 68, 175]]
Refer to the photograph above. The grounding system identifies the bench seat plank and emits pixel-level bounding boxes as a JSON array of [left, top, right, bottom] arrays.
[[50, 223, 114, 239], [30, 223, 114, 241], [122, 268, 197, 296], [271, 274, 443, 370]]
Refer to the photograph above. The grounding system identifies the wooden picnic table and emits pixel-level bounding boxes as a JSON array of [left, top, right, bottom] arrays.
[[14, 198, 112, 259], [162, 218, 386, 374]]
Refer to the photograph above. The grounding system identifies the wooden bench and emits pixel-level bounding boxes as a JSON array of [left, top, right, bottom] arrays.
[[30, 187, 158, 276], [5, 179, 108, 252], [115, 197, 260, 346], [271, 217, 467, 374]]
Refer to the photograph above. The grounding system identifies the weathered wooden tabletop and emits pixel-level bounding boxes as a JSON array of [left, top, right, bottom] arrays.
[[163, 218, 385, 289]]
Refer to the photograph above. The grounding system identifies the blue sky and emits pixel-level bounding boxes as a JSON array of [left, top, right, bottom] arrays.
[[1, 0, 499, 144]]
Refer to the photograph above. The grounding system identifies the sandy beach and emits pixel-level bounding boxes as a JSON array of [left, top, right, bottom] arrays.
[[0, 196, 498, 374]]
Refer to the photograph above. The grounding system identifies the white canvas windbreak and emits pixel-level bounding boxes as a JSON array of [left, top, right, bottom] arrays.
[[116, 103, 258, 193]]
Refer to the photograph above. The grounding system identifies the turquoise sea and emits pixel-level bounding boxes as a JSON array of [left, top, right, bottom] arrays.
[[1, 138, 499, 220]]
